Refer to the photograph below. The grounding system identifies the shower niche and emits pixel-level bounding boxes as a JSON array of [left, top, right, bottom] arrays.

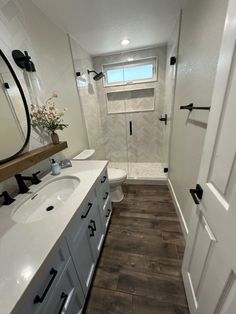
[[106, 86, 155, 114]]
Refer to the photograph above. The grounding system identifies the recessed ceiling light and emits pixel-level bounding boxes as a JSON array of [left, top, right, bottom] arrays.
[[121, 39, 130, 46], [128, 58, 134, 62]]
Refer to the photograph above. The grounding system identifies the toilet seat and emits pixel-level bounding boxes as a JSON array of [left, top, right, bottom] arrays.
[[108, 168, 127, 183]]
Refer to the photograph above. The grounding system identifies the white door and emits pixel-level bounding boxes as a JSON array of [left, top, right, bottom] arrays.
[[182, 0, 236, 313]]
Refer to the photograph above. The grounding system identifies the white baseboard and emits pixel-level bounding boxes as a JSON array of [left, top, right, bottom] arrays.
[[168, 179, 189, 239]]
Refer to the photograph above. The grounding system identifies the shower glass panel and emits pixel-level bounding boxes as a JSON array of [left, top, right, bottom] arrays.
[[122, 49, 167, 180], [101, 54, 129, 173]]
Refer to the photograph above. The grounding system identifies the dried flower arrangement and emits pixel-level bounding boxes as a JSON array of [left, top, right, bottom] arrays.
[[30, 93, 68, 144]]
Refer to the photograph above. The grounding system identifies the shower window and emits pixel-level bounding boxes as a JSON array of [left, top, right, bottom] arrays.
[[103, 57, 157, 87]]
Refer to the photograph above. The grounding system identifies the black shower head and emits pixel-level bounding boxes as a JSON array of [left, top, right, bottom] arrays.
[[87, 70, 105, 81], [94, 71, 105, 81]]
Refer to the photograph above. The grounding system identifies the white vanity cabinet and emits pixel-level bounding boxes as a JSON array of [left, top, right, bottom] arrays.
[[11, 164, 112, 314]]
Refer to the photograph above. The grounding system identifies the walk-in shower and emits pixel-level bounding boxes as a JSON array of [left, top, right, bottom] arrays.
[[70, 37, 168, 182], [93, 48, 168, 182]]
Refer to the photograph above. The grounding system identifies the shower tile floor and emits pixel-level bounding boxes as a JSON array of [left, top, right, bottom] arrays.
[[109, 162, 167, 180]]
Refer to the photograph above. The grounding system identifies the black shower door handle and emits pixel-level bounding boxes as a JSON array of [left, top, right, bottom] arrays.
[[129, 121, 133, 136]]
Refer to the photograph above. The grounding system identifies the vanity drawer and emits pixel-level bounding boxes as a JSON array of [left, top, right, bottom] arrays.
[[66, 194, 97, 248], [13, 239, 70, 314], [79, 188, 96, 220], [97, 168, 108, 190], [42, 258, 85, 314]]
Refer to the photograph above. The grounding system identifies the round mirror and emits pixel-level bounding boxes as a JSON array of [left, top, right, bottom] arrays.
[[0, 49, 31, 163]]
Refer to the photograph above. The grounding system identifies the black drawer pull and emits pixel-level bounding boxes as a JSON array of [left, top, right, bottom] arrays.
[[88, 225, 95, 237], [57, 292, 68, 314], [101, 176, 107, 183], [90, 219, 96, 231], [106, 209, 111, 218], [81, 202, 93, 219], [103, 192, 109, 200], [33, 268, 58, 304]]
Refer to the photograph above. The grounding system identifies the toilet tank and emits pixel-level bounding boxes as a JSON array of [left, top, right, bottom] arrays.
[[72, 149, 95, 160]]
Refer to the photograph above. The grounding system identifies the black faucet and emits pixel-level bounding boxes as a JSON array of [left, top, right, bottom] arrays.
[[15, 171, 41, 194], [0, 191, 15, 205]]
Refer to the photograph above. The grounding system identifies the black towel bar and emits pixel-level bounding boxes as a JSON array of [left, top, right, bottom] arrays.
[[180, 103, 210, 111]]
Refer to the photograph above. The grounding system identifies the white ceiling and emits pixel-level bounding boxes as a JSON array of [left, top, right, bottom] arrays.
[[32, 0, 188, 56]]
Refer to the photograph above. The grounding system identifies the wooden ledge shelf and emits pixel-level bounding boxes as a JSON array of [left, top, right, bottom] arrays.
[[0, 141, 68, 182]]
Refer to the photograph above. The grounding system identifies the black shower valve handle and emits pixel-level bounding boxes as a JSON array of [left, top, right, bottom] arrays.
[[159, 114, 167, 125]]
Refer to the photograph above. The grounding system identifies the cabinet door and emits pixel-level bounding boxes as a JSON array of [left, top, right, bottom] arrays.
[[42, 259, 84, 314], [66, 222, 95, 295], [12, 239, 70, 314], [103, 197, 112, 229], [87, 200, 105, 259]]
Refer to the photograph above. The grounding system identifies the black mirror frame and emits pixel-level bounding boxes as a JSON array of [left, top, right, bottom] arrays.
[[0, 49, 31, 164]]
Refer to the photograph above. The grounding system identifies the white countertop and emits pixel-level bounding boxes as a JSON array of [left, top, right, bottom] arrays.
[[0, 160, 108, 314]]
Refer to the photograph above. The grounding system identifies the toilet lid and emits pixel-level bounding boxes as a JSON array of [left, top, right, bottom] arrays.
[[72, 149, 95, 160], [108, 168, 127, 181]]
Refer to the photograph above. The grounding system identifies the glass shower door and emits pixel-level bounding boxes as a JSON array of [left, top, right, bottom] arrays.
[[122, 51, 166, 180], [126, 110, 164, 179]]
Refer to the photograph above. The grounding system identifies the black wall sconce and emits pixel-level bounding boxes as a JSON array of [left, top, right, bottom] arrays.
[[12, 50, 36, 72]]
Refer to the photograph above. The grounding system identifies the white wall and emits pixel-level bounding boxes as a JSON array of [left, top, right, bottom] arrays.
[[0, 0, 88, 196], [168, 0, 228, 235], [69, 36, 105, 160]]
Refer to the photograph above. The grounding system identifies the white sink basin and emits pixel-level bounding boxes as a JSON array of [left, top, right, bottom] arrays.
[[12, 176, 80, 224]]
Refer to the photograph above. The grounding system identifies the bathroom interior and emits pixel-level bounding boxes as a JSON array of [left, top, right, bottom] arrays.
[[0, 0, 235, 313]]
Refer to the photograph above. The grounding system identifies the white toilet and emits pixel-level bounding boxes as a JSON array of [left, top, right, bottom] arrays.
[[72, 149, 127, 202]]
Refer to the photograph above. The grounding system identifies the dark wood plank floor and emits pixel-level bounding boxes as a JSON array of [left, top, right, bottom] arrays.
[[85, 184, 189, 314]]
